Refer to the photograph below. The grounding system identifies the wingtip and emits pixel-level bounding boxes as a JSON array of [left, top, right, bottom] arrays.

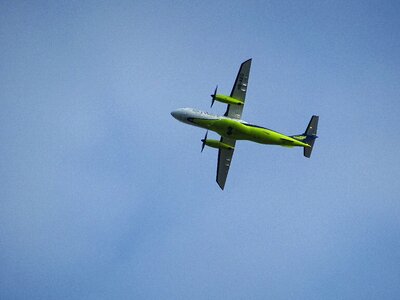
[[217, 181, 225, 190]]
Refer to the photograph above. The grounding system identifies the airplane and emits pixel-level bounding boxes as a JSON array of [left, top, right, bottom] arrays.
[[171, 59, 319, 190]]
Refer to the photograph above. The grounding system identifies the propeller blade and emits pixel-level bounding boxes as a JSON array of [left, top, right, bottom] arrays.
[[210, 85, 218, 107], [201, 131, 208, 152]]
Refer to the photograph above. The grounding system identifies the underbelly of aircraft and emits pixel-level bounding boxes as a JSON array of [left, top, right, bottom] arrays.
[[190, 118, 305, 147]]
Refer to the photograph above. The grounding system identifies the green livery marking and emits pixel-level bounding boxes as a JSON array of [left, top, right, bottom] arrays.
[[189, 117, 310, 148]]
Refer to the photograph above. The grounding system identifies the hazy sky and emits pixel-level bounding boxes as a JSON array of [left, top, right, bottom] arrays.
[[1, 1, 400, 299]]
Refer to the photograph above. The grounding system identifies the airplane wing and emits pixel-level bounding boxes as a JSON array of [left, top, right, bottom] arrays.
[[224, 58, 252, 119], [216, 59, 251, 189], [216, 136, 236, 190]]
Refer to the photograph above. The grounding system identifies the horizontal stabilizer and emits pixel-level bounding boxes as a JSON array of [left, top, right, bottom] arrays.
[[304, 137, 316, 158], [303, 115, 319, 158], [305, 115, 318, 136]]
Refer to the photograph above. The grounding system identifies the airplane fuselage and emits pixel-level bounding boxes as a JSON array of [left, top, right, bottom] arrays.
[[171, 108, 309, 148]]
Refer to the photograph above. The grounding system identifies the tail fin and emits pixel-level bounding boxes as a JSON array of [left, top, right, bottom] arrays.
[[292, 116, 319, 158], [303, 115, 319, 158]]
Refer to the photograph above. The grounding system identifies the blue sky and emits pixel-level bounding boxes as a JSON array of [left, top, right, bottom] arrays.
[[1, 1, 400, 299]]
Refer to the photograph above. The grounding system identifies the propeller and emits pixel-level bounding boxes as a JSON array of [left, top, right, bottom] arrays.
[[201, 131, 208, 152], [210, 85, 218, 107]]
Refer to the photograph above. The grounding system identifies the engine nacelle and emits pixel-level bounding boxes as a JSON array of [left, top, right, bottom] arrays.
[[214, 94, 244, 106], [204, 139, 234, 150]]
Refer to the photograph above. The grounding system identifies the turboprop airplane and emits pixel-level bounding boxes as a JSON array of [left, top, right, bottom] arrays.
[[171, 59, 319, 190]]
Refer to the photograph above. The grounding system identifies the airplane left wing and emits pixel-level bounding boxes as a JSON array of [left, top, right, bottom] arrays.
[[224, 58, 252, 120], [216, 136, 236, 190]]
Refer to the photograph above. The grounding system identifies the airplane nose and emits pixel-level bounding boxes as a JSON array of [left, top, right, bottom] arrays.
[[171, 109, 185, 121], [171, 110, 178, 119]]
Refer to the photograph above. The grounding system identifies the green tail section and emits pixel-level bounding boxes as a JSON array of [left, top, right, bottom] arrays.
[[292, 115, 319, 158]]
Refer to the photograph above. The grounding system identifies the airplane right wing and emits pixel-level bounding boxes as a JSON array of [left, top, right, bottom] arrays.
[[216, 136, 236, 190]]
